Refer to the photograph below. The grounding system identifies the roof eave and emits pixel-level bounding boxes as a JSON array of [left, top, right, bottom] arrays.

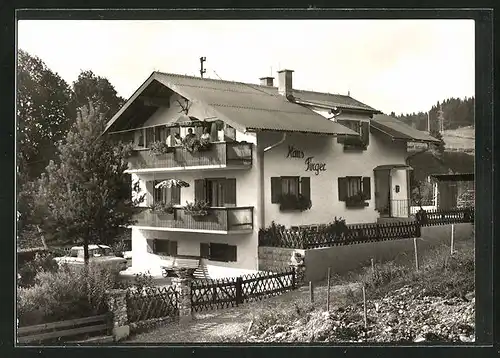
[[246, 127, 359, 137]]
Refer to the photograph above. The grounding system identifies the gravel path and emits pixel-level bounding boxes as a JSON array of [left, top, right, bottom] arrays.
[[127, 283, 362, 343]]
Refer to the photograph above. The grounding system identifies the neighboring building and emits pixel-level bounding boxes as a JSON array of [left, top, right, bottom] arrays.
[[104, 70, 438, 274], [407, 151, 474, 210]]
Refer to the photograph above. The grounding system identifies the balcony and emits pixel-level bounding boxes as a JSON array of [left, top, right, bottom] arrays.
[[132, 206, 254, 234], [125, 141, 252, 173]]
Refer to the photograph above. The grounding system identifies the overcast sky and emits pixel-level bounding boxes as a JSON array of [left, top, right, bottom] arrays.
[[17, 19, 475, 115]]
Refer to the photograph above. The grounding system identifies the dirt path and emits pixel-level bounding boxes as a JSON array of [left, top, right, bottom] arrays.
[[127, 283, 362, 343]]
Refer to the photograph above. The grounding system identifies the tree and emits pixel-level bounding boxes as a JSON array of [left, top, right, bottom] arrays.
[[17, 49, 77, 181], [73, 70, 125, 121], [429, 129, 445, 155], [33, 102, 142, 264]]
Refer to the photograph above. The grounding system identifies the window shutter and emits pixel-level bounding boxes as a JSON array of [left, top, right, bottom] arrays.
[[147, 239, 155, 254], [210, 122, 218, 142], [362, 177, 371, 200], [200, 243, 210, 259], [361, 122, 370, 147], [224, 178, 237, 206], [145, 127, 155, 147], [194, 179, 206, 202], [338, 177, 348, 201], [271, 177, 281, 203], [300, 177, 311, 201], [337, 120, 349, 144], [227, 245, 237, 262], [170, 241, 178, 257]]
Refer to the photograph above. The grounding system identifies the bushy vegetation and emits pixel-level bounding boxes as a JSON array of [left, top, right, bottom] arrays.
[[17, 262, 156, 326], [18, 252, 59, 288]]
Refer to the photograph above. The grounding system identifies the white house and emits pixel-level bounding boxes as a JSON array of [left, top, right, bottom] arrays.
[[104, 69, 438, 276]]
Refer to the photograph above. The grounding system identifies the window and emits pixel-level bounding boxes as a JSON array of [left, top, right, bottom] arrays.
[[194, 178, 236, 207], [337, 120, 370, 149], [200, 243, 237, 262], [153, 180, 181, 205], [338, 176, 371, 207], [270, 176, 311, 203], [154, 239, 178, 256]]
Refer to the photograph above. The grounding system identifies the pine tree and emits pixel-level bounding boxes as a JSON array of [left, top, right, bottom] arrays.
[[33, 102, 143, 264]]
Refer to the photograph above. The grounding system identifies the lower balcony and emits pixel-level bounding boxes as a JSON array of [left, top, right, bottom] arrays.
[[132, 206, 254, 234]]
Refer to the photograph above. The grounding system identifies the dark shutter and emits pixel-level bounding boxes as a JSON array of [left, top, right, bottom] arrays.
[[361, 122, 370, 147], [170, 241, 178, 257], [200, 243, 210, 259], [154, 126, 161, 142], [338, 177, 348, 201], [336, 120, 349, 144], [145, 127, 155, 147], [271, 177, 281, 203], [300, 177, 311, 201], [194, 179, 206, 202], [171, 186, 181, 205], [147, 239, 155, 254], [362, 177, 371, 200], [224, 178, 237, 206], [227, 245, 237, 262]]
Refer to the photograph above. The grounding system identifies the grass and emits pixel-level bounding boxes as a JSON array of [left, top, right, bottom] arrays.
[[249, 235, 474, 336]]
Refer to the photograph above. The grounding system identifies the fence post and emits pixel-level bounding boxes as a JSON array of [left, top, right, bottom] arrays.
[[172, 277, 193, 322], [413, 237, 419, 272], [309, 281, 314, 303], [450, 223, 455, 255], [106, 289, 130, 341], [362, 283, 367, 329], [326, 267, 331, 312], [236, 277, 243, 306], [291, 266, 296, 290]]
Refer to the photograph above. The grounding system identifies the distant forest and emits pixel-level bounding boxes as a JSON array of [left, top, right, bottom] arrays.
[[389, 97, 474, 132]]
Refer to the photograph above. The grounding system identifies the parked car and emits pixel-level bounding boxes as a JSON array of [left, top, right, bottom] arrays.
[[54, 244, 128, 272]]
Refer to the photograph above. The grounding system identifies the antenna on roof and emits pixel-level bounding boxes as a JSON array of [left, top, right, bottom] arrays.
[[348, 89, 351, 96], [200, 57, 206, 78]]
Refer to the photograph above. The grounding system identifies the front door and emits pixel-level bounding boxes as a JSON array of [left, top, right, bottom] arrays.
[[374, 169, 391, 216]]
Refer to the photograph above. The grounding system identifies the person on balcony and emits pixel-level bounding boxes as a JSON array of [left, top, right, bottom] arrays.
[[173, 133, 182, 146], [200, 127, 211, 145], [184, 128, 197, 144]]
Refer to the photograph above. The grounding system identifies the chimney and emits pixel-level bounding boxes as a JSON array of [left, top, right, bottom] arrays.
[[277, 69, 294, 99], [259, 76, 274, 86]]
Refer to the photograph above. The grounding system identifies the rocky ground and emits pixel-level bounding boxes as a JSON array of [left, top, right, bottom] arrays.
[[241, 285, 475, 343]]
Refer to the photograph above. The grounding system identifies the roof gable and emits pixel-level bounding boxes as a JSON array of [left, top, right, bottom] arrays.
[[105, 72, 363, 136]]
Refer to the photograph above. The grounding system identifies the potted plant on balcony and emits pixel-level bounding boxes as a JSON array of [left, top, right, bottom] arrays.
[[149, 141, 174, 156], [279, 194, 312, 212], [345, 193, 369, 208], [184, 200, 210, 217], [150, 201, 175, 219]]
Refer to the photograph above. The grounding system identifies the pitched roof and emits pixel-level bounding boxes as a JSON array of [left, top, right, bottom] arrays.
[[407, 151, 475, 182], [371, 114, 440, 143], [105, 72, 374, 136]]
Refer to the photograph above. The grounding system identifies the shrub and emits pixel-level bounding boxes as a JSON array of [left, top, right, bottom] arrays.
[[18, 252, 59, 288], [17, 265, 122, 326], [184, 200, 210, 217]]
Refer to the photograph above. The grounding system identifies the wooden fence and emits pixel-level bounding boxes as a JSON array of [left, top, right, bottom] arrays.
[[259, 221, 420, 249], [415, 207, 474, 226], [17, 314, 110, 344], [190, 269, 296, 312], [126, 286, 178, 323]]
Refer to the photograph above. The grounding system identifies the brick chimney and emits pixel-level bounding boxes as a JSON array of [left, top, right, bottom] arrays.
[[277, 69, 294, 99], [259, 76, 274, 86]]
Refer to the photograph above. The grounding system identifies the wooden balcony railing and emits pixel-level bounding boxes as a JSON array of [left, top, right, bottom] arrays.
[[133, 206, 254, 232], [125, 142, 252, 171]]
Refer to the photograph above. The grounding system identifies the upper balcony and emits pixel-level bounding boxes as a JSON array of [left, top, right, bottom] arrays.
[[125, 141, 252, 173], [132, 206, 254, 234]]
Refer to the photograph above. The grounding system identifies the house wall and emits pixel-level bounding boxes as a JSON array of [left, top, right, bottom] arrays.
[[258, 127, 408, 227], [130, 137, 261, 273]]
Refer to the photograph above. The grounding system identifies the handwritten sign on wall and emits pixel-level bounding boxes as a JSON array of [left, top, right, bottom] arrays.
[[286, 145, 326, 175]]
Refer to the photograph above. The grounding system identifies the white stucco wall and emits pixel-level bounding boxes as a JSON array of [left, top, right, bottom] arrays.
[[259, 128, 408, 226]]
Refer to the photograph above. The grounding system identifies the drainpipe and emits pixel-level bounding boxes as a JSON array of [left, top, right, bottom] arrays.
[[264, 132, 287, 153]]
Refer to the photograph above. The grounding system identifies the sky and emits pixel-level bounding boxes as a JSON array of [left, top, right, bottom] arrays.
[[17, 19, 475, 115]]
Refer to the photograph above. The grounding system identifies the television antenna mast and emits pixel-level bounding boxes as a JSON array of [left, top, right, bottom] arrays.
[[200, 57, 207, 78]]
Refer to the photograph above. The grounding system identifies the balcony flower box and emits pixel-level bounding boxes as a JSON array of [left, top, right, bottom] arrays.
[[279, 194, 312, 212], [149, 141, 175, 156], [150, 201, 175, 219], [345, 193, 369, 208], [184, 200, 210, 218]]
